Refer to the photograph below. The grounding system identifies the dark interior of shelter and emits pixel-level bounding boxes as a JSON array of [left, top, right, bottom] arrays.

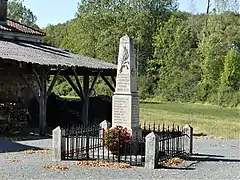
[[28, 93, 112, 129], [0, 92, 112, 133], [0, 0, 116, 136]]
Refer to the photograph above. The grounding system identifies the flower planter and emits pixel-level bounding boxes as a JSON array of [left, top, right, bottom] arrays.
[[103, 126, 132, 156]]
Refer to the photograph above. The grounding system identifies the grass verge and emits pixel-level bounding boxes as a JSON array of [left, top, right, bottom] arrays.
[[140, 102, 240, 139]]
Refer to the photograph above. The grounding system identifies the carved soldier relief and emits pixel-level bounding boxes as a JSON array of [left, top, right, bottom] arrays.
[[115, 35, 138, 93], [119, 46, 129, 74]]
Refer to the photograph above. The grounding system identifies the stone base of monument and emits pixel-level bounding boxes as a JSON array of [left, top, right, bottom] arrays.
[[129, 127, 142, 139], [112, 93, 140, 127], [112, 93, 139, 128], [128, 127, 143, 154]]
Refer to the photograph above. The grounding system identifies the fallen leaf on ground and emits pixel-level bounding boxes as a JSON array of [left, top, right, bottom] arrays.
[[24, 150, 50, 154], [43, 165, 69, 171], [76, 160, 131, 169], [159, 157, 185, 167]]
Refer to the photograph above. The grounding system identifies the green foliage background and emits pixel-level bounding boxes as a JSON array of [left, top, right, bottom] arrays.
[[7, 0, 240, 107]]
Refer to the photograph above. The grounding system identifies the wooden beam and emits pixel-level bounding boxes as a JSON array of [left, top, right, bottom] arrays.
[[82, 75, 89, 126], [73, 69, 85, 100], [39, 67, 47, 135], [32, 68, 43, 90], [46, 68, 61, 98], [20, 73, 39, 102], [48, 70, 116, 77], [82, 74, 90, 158], [101, 75, 115, 92], [111, 76, 116, 87], [89, 72, 99, 95], [64, 75, 82, 99]]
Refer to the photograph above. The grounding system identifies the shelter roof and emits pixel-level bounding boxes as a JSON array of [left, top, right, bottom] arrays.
[[0, 39, 117, 71], [0, 19, 45, 36]]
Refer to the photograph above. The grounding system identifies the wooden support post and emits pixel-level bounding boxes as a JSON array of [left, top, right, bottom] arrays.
[[82, 75, 90, 158], [101, 75, 115, 92], [33, 68, 43, 90], [64, 75, 82, 98], [82, 75, 89, 126], [47, 68, 61, 98], [39, 67, 47, 135], [89, 73, 99, 95], [73, 69, 85, 100], [111, 76, 116, 87]]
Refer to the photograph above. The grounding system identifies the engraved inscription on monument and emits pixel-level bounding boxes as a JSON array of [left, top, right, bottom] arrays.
[[113, 96, 130, 125], [116, 73, 130, 92]]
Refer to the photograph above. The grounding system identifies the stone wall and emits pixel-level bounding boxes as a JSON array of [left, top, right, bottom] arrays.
[[0, 65, 39, 108], [0, 63, 39, 130]]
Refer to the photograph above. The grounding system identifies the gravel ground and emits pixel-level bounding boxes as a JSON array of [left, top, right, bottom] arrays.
[[0, 138, 239, 180]]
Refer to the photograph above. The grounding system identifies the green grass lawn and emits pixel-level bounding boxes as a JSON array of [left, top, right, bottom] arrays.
[[140, 103, 240, 139], [60, 96, 239, 139]]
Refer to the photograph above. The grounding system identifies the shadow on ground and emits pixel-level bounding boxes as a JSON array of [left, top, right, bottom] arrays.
[[186, 156, 240, 163], [0, 139, 44, 153], [157, 153, 240, 170], [156, 165, 196, 170], [191, 153, 224, 158], [0, 131, 52, 141]]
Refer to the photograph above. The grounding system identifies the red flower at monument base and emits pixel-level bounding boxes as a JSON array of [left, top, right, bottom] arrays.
[[103, 126, 131, 154]]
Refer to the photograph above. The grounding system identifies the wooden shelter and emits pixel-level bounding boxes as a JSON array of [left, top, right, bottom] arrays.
[[0, 0, 117, 134]]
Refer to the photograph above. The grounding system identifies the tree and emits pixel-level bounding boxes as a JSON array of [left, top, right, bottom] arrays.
[[220, 48, 240, 90], [215, 0, 240, 13], [218, 48, 240, 106], [149, 15, 201, 102], [42, 0, 178, 97], [65, 0, 177, 72], [198, 12, 240, 102], [43, 23, 68, 46], [206, 0, 211, 14], [7, 0, 38, 28], [131, 0, 178, 73]]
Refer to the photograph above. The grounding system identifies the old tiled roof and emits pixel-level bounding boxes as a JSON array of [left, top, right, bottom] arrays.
[[0, 39, 117, 70], [0, 19, 45, 36]]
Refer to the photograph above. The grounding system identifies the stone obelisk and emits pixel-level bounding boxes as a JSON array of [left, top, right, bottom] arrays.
[[112, 35, 140, 137]]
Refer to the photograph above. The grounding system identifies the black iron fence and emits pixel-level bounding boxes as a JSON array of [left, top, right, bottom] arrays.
[[62, 125, 145, 166], [62, 123, 187, 166], [142, 123, 186, 162]]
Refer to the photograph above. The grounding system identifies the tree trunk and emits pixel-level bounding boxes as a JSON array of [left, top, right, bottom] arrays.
[[206, 0, 211, 14]]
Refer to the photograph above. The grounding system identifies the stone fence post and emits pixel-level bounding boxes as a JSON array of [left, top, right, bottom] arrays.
[[99, 120, 111, 138], [145, 132, 159, 169], [183, 125, 193, 155], [52, 126, 66, 161]]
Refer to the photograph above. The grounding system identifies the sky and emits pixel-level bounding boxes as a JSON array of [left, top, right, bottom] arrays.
[[22, 0, 207, 28]]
